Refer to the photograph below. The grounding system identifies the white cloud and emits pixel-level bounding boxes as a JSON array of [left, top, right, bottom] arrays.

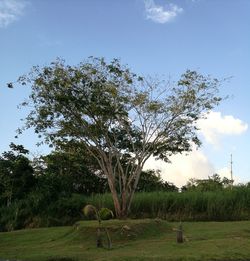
[[144, 0, 183, 24], [217, 167, 241, 184], [217, 167, 230, 179], [143, 111, 248, 187], [197, 111, 248, 147], [144, 148, 215, 188], [0, 0, 27, 28], [144, 150, 241, 188]]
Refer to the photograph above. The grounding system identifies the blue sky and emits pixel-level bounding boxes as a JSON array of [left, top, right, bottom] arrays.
[[0, 0, 249, 186]]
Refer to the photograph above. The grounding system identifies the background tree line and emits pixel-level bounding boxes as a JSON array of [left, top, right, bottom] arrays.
[[1, 142, 250, 231]]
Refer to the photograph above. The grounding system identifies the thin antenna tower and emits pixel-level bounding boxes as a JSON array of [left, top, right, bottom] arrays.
[[230, 154, 233, 186]]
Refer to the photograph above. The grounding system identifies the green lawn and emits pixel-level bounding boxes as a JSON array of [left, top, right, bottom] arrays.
[[0, 219, 250, 261]]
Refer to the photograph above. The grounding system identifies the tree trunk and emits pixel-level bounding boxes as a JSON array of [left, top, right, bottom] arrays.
[[106, 166, 143, 219], [126, 167, 143, 215], [107, 178, 130, 219], [107, 177, 122, 217], [121, 189, 128, 219]]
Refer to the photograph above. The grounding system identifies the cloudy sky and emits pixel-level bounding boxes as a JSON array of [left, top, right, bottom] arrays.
[[0, 0, 249, 187]]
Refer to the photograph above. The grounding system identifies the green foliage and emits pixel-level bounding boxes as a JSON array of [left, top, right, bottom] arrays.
[[137, 170, 178, 192], [0, 142, 249, 231], [83, 204, 113, 222], [182, 173, 233, 192], [99, 208, 114, 220], [15, 57, 223, 218], [0, 144, 35, 206], [0, 187, 250, 232], [0, 193, 87, 231], [40, 149, 109, 195], [47, 194, 86, 222], [88, 188, 250, 221]]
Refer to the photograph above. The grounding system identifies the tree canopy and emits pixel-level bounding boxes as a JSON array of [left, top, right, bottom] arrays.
[[0, 143, 35, 206], [16, 57, 222, 217]]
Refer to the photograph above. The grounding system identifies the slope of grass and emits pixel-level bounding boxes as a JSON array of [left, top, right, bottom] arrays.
[[1, 219, 250, 261]]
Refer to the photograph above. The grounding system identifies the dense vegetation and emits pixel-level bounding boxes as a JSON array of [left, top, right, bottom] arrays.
[[88, 189, 250, 221], [0, 143, 250, 232], [0, 143, 177, 231]]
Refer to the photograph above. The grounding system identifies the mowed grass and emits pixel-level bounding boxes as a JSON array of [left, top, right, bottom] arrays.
[[0, 220, 250, 261]]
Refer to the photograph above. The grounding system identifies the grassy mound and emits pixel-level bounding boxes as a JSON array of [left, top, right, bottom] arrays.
[[1, 220, 250, 261], [73, 219, 170, 243]]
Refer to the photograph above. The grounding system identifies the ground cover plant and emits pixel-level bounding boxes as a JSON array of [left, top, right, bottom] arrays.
[[0, 219, 250, 261]]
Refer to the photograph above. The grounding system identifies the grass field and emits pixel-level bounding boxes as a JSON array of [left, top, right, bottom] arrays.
[[0, 219, 250, 261]]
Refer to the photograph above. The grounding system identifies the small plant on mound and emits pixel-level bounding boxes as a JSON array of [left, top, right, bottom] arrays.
[[83, 204, 113, 249], [99, 207, 114, 220]]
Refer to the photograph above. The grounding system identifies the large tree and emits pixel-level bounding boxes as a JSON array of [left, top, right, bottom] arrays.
[[15, 57, 222, 218]]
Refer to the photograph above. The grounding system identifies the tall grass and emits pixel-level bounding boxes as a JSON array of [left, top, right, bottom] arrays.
[[87, 187, 250, 221], [1, 187, 250, 231]]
